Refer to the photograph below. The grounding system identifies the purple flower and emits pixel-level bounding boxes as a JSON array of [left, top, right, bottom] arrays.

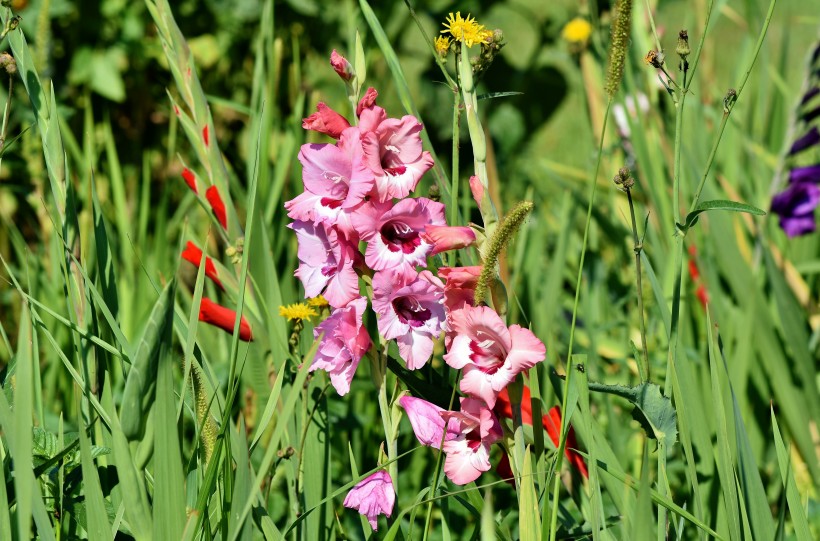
[[788, 164, 820, 185], [343, 471, 395, 531], [310, 297, 372, 396], [772, 182, 820, 237], [789, 126, 820, 155]]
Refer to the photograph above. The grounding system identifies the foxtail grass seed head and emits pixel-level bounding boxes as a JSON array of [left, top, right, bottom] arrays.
[[605, 0, 632, 98], [190, 361, 217, 464], [474, 201, 533, 305], [676, 30, 690, 59]]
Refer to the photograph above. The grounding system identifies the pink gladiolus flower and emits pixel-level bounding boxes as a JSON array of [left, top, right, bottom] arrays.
[[310, 297, 372, 396], [302, 102, 351, 139], [356, 87, 378, 117], [290, 220, 360, 308], [371, 269, 445, 370], [352, 197, 445, 276], [358, 106, 434, 201], [343, 470, 395, 531], [438, 265, 482, 332], [440, 398, 502, 485], [286, 128, 374, 234], [330, 49, 354, 81], [398, 395, 459, 449], [421, 225, 476, 255], [444, 305, 546, 408]]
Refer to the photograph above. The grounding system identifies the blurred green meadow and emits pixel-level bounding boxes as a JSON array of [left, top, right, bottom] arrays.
[[0, 0, 819, 539]]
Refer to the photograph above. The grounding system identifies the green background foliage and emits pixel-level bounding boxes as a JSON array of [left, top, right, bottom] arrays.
[[0, 0, 818, 539]]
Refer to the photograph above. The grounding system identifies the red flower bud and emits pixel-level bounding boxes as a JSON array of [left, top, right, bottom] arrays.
[[202, 125, 210, 147], [205, 186, 228, 229], [330, 49, 354, 81], [302, 103, 351, 139], [182, 168, 198, 194], [199, 298, 253, 341], [356, 87, 378, 117], [181, 241, 223, 290]]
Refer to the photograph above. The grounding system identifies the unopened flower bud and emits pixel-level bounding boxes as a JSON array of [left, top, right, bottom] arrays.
[[676, 30, 690, 59], [330, 50, 354, 82]]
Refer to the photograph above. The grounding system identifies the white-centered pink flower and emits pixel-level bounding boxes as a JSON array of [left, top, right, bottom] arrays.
[[290, 220, 360, 308], [398, 395, 459, 449], [440, 398, 502, 485], [444, 305, 546, 408], [421, 225, 476, 255], [343, 470, 395, 531], [310, 297, 372, 396], [286, 127, 374, 235], [372, 269, 445, 370], [358, 105, 434, 201], [352, 197, 445, 277]]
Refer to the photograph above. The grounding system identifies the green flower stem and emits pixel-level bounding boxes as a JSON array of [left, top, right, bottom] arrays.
[[548, 99, 612, 541], [373, 345, 399, 488], [0, 75, 13, 173], [626, 187, 650, 382], [459, 41, 499, 238]]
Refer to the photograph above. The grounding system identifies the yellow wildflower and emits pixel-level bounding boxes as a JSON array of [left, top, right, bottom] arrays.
[[279, 303, 317, 321], [434, 35, 451, 56], [441, 11, 487, 48], [562, 17, 592, 45], [307, 295, 330, 308]]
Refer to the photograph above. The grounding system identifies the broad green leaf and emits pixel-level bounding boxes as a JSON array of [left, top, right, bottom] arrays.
[[587, 381, 678, 445], [518, 449, 541, 541], [680, 199, 765, 231]]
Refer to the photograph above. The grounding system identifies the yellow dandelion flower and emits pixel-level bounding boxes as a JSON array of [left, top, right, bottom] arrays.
[[307, 295, 330, 308], [441, 11, 487, 48], [279, 303, 318, 321], [561, 17, 592, 45], [434, 35, 451, 55]]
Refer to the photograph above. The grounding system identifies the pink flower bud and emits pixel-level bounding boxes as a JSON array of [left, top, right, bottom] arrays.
[[330, 49, 354, 81], [421, 225, 476, 255], [398, 395, 458, 449], [469, 175, 484, 207]]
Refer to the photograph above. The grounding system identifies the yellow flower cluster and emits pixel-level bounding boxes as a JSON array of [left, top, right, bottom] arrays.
[[307, 295, 329, 308], [279, 303, 318, 321], [441, 12, 492, 48], [434, 35, 451, 55]]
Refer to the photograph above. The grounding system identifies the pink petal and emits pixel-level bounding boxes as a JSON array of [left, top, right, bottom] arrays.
[[506, 325, 547, 373], [399, 396, 448, 449], [422, 225, 476, 255], [302, 102, 351, 138]]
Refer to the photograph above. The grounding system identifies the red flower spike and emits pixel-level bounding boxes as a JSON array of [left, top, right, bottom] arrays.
[[199, 298, 253, 341], [494, 387, 589, 479], [205, 186, 228, 229], [182, 168, 198, 194], [203, 125, 210, 147], [181, 241, 224, 290]]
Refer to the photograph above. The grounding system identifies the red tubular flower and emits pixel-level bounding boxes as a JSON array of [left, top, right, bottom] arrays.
[[203, 125, 210, 147], [199, 298, 253, 341], [181, 241, 223, 290], [182, 168, 198, 194], [687, 245, 709, 309], [495, 386, 589, 478], [205, 186, 228, 229]]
